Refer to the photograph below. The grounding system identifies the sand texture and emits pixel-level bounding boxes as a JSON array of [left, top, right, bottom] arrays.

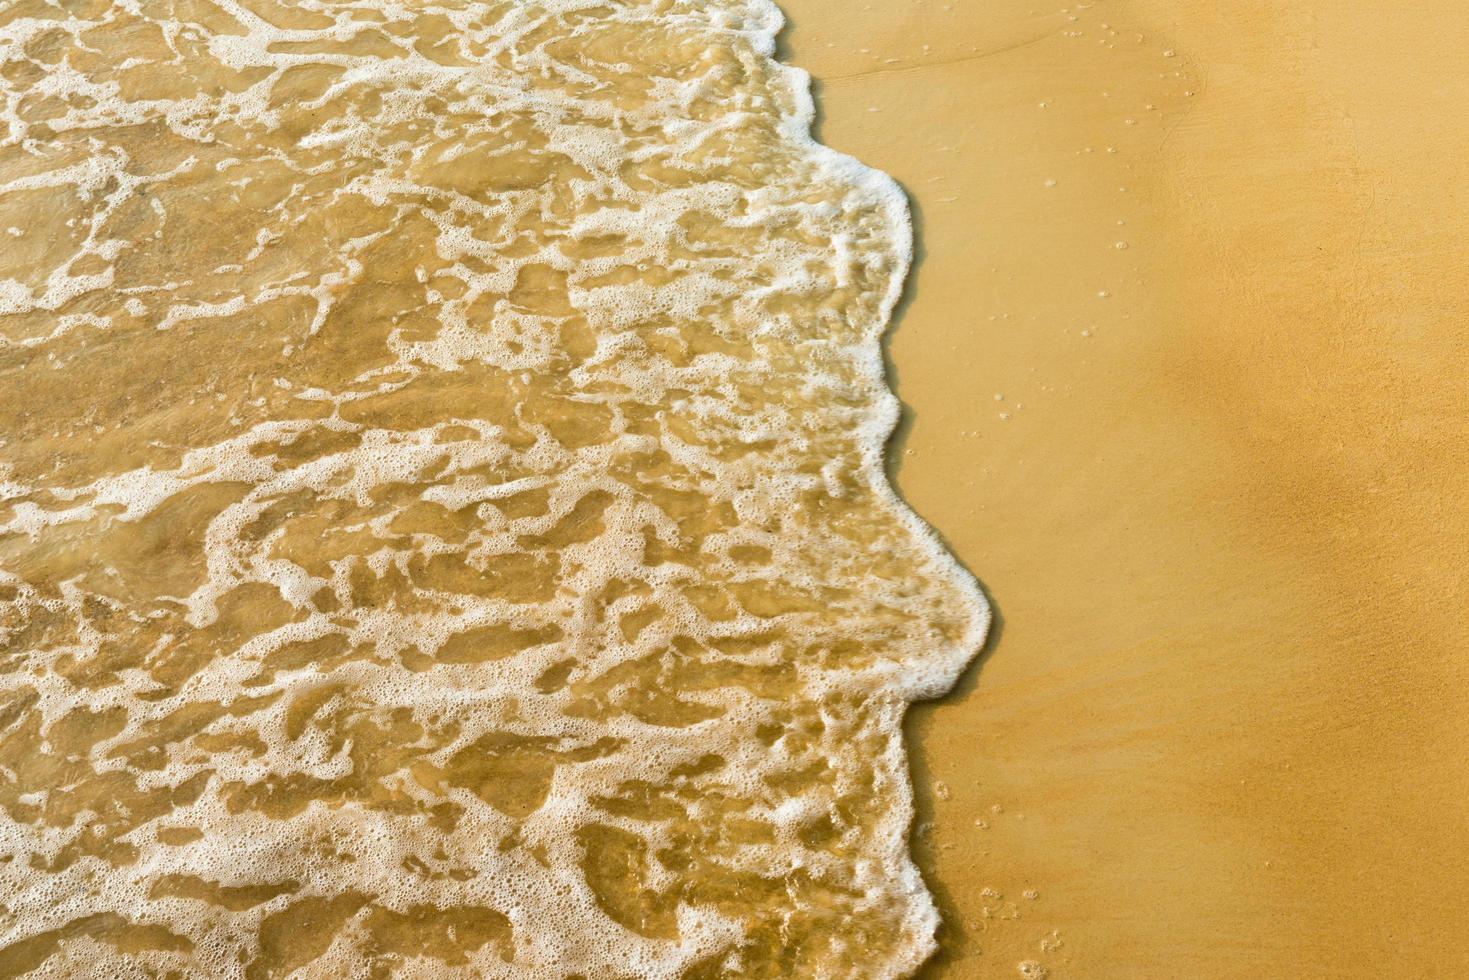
[[778, 1, 1469, 977]]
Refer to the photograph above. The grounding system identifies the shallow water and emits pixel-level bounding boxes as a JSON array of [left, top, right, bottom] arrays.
[[0, 1, 986, 976]]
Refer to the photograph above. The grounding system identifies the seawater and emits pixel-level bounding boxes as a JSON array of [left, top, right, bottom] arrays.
[[0, 1, 988, 976]]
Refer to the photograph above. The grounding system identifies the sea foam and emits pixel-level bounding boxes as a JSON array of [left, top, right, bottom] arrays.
[[0, 1, 988, 975]]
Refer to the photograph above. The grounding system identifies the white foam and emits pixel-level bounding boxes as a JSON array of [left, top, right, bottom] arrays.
[[0, 1, 987, 976]]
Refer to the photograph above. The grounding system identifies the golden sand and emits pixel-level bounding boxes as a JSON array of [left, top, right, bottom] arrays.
[[779, 0, 1469, 976], [1, 0, 1465, 975]]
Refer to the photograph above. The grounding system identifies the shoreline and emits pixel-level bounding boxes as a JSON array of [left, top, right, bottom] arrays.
[[779, 1, 1469, 976]]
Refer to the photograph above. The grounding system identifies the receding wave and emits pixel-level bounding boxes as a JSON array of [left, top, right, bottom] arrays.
[[0, 0, 988, 976]]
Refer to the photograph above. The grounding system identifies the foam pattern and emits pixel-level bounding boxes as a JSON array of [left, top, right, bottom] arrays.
[[0, 0, 988, 976]]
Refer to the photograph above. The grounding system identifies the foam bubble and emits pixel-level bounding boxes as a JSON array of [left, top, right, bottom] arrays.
[[0, 1, 986, 976]]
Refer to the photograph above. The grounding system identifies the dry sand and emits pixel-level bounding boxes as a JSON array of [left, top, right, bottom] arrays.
[[777, 1, 1469, 976]]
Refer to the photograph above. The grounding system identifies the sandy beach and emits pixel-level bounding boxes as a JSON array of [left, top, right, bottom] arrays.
[[779, 1, 1469, 976], [0, 1, 1463, 975]]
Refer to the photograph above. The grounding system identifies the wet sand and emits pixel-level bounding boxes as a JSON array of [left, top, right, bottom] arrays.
[[778, 1, 1469, 976]]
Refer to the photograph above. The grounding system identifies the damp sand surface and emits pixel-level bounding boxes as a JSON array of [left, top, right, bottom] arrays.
[[779, 1, 1469, 977], [0, 2, 989, 977]]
